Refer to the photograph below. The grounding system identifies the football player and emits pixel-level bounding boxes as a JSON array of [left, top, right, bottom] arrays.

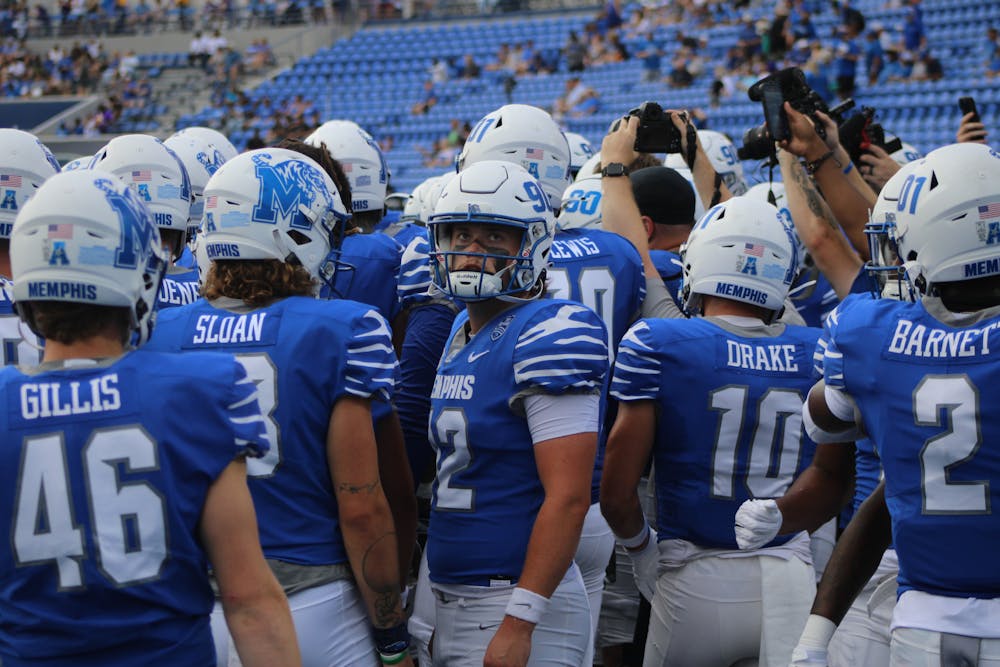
[[143, 148, 412, 667], [90, 134, 197, 312], [601, 195, 820, 666], [0, 169, 298, 666], [0, 129, 59, 366], [305, 120, 404, 331], [797, 142, 1000, 666], [552, 171, 645, 665], [425, 160, 608, 666]]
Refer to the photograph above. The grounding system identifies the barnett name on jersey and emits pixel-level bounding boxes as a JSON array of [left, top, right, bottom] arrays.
[[427, 299, 608, 586], [0, 351, 267, 666], [146, 296, 398, 567], [612, 316, 820, 549]]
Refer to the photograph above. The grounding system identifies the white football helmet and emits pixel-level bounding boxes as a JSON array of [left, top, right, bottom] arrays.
[[165, 133, 228, 232], [890, 140, 923, 166], [428, 160, 554, 301], [305, 120, 390, 213], [575, 150, 602, 182], [564, 131, 595, 179], [171, 126, 239, 162], [420, 171, 457, 226], [200, 148, 349, 288], [400, 175, 437, 224], [0, 129, 60, 239], [457, 104, 571, 210], [557, 175, 602, 230], [665, 130, 747, 197], [865, 159, 921, 299], [745, 181, 802, 251], [10, 170, 168, 345], [871, 143, 1000, 290], [61, 155, 92, 172], [91, 135, 193, 244], [682, 195, 798, 319]]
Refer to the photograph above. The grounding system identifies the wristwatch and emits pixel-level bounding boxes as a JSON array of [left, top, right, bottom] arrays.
[[601, 162, 629, 178]]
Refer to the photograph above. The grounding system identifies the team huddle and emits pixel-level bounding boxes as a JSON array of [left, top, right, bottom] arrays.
[[0, 96, 998, 667]]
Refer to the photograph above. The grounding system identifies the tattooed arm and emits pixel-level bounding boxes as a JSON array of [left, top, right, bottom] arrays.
[[780, 103, 877, 261], [779, 148, 864, 299], [329, 396, 408, 631]]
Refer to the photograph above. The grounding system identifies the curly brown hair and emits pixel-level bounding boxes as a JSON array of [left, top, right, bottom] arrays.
[[28, 302, 132, 345], [202, 259, 316, 307]]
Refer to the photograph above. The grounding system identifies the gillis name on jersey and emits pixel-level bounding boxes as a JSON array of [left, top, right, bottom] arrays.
[[191, 312, 267, 345], [726, 341, 800, 373], [20, 374, 121, 420], [431, 374, 475, 400], [888, 318, 1000, 358]]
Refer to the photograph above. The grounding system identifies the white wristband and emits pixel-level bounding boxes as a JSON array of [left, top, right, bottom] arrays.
[[617, 524, 651, 550], [798, 614, 838, 650], [505, 587, 550, 625]]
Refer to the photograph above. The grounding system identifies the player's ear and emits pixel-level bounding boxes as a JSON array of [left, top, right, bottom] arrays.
[[641, 215, 655, 242]]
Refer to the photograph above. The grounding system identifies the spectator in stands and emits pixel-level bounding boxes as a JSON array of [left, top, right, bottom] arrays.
[[635, 31, 663, 82], [131, 0, 154, 33], [981, 26, 998, 67], [188, 30, 209, 69], [910, 49, 943, 81], [553, 75, 601, 122], [484, 42, 510, 72], [833, 20, 862, 100], [901, 0, 926, 56], [410, 79, 437, 115], [428, 57, 449, 84], [459, 53, 480, 79], [864, 26, 884, 84], [988, 41, 1000, 79], [563, 31, 586, 73], [666, 51, 693, 87], [881, 48, 909, 82]]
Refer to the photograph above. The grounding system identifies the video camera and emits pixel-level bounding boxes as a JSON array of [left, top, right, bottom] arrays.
[[611, 101, 684, 154]]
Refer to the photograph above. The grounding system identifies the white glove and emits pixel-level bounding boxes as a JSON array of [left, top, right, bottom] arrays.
[[734, 498, 783, 550], [788, 614, 837, 667], [625, 527, 659, 602]]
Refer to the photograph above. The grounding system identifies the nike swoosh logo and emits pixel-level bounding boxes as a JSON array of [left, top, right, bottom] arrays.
[[478, 622, 501, 630], [468, 349, 489, 362]]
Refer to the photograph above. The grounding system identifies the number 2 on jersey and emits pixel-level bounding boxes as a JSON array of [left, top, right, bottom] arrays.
[[432, 407, 474, 511]]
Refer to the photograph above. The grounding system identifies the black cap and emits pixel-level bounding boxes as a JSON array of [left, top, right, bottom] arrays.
[[629, 166, 696, 226]]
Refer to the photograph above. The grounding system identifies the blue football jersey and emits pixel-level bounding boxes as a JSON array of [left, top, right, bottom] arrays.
[[322, 232, 403, 323], [427, 300, 608, 586], [146, 296, 398, 566], [155, 265, 200, 311], [790, 268, 839, 328], [547, 227, 645, 502], [0, 279, 41, 366], [0, 351, 267, 666], [547, 228, 645, 362], [823, 294, 1000, 599], [649, 249, 684, 308], [612, 317, 820, 548]]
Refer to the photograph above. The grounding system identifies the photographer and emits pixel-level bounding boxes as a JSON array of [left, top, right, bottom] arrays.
[[778, 102, 877, 261]]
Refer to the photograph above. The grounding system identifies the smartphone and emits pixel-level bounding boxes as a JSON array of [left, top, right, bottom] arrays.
[[762, 85, 790, 142], [959, 96, 980, 123]]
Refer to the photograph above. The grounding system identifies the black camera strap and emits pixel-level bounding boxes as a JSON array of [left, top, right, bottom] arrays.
[[684, 122, 697, 169], [710, 172, 723, 207]]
